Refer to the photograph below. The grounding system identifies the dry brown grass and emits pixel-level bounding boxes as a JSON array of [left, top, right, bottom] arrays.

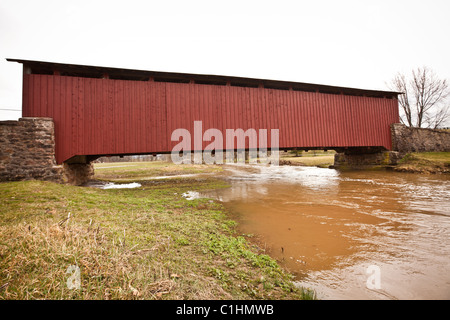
[[280, 155, 335, 167], [0, 214, 175, 299]]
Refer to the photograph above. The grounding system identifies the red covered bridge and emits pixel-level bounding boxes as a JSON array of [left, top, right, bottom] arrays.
[[8, 59, 400, 164]]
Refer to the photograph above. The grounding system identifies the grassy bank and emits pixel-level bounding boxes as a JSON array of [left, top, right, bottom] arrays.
[[0, 162, 315, 300], [280, 152, 335, 168], [395, 152, 450, 174], [94, 162, 222, 181]]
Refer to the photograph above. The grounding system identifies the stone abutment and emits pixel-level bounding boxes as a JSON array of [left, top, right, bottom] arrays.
[[0, 117, 93, 185], [333, 123, 450, 169]]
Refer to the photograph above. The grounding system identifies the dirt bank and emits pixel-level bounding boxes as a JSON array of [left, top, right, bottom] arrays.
[[394, 152, 450, 174]]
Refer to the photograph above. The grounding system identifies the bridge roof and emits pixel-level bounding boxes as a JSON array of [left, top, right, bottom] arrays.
[[7, 58, 400, 98]]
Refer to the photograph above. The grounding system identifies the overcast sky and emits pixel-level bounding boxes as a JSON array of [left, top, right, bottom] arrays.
[[1, 0, 449, 120]]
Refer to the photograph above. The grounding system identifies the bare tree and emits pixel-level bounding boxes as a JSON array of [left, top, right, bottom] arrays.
[[390, 73, 413, 126], [388, 67, 450, 128], [425, 104, 450, 129]]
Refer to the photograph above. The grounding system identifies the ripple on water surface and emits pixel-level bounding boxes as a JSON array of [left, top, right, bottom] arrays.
[[202, 164, 450, 299]]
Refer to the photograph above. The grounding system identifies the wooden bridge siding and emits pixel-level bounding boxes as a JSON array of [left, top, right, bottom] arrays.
[[22, 74, 399, 164]]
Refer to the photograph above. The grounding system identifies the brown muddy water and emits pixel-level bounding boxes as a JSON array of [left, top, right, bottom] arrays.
[[201, 164, 450, 300]]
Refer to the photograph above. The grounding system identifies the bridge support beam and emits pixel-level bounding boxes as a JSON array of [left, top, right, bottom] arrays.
[[333, 148, 401, 170]]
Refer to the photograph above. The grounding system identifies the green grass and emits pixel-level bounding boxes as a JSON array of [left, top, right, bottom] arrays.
[[410, 152, 450, 164], [0, 162, 315, 300], [396, 152, 450, 173], [93, 161, 222, 181]]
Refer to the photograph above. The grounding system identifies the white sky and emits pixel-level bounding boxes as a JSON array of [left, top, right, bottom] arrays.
[[1, 0, 450, 120]]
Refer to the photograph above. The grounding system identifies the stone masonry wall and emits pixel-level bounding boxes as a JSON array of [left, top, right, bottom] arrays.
[[0, 117, 62, 182], [62, 162, 94, 186], [391, 123, 450, 154], [334, 151, 401, 168], [334, 124, 450, 169]]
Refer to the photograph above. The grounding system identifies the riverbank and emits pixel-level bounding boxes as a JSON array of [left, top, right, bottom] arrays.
[[279, 151, 335, 168], [394, 152, 450, 174], [280, 150, 450, 174], [0, 162, 315, 300]]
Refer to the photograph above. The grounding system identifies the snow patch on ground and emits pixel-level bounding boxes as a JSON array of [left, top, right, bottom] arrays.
[[102, 182, 142, 189], [182, 191, 202, 200]]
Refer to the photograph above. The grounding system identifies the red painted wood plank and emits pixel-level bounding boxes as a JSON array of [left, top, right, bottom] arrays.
[[23, 74, 400, 163]]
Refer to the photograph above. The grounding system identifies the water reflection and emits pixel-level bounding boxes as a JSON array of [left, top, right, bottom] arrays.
[[203, 164, 450, 300]]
